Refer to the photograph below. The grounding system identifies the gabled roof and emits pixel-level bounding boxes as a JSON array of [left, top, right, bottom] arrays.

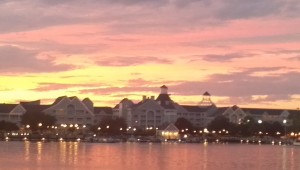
[[211, 107, 230, 117], [131, 99, 164, 111], [0, 104, 18, 113], [82, 98, 92, 102], [113, 98, 134, 109], [163, 123, 179, 132], [69, 96, 77, 100], [52, 96, 67, 105], [203, 91, 210, 96], [20, 100, 41, 105], [94, 107, 113, 115], [156, 94, 175, 109], [21, 104, 50, 113], [156, 93, 171, 101], [232, 105, 239, 111], [113, 104, 120, 109]]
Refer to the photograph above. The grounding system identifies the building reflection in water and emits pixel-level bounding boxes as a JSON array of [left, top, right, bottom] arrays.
[[58, 141, 79, 166], [282, 146, 286, 170], [202, 143, 208, 170], [37, 142, 42, 161], [24, 141, 30, 161], [9, 142, 300, 170]]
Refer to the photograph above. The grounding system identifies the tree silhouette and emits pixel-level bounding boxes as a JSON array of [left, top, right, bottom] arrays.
[[288, 110, 300, 132], [91, 117, 127, 135], [21, 111, 56, 131], [207, 115, 235, 133], [0, 121, 19, 132], [175, 117, 194, 134]]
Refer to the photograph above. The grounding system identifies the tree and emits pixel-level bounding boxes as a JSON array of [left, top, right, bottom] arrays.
[[237, 116, 256, 136], [175, 117, 194, 134], [207, 115, 235, 133], [288, 110, 300, 132], [21, 111, 56, 131], [238, 117, 284, 137], [93, 117, 127, 135], [268, 122, 284, 136], [0, 121, 19, 132]]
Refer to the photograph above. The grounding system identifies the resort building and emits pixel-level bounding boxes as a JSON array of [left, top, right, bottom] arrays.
[[0, 97, 112, 128], [242, 108, 290, 125], [0, 85, 298, 130], [215, 105, 292, 125], [114, 85, 218, 129], [215, 105, 248, 124], [0, 104, 26, 126], [43, 96, 95, 126]]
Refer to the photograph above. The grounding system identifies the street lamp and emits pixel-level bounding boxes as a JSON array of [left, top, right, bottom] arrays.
[[283, 119, 287, 141], [257, 120, 263, 136]]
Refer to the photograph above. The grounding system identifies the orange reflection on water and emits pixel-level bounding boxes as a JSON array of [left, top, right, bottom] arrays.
[[5, 142, 300, 170], [24, 141, 30, 161], [57, 142, 80, 166], [37, 142, 42, 161]]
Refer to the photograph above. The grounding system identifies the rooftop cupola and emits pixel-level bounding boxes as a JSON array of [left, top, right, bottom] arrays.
[[199, 91, 214, 107], [160, 85, 168, 94]]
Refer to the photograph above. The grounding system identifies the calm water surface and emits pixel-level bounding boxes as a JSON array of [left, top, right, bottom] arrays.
[[0, 141, 300, 170]]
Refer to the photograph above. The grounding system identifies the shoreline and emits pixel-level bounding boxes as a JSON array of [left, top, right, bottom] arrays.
[[0, 136, 295, 145]]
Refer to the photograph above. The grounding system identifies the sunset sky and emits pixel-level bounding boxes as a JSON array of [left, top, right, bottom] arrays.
[[0, 0, 300, 109]]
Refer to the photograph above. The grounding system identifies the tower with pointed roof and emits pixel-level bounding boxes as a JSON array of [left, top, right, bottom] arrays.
[[199, 91, 214, 107], [160, 85, 168, 94], [156, 85, 175, 109]]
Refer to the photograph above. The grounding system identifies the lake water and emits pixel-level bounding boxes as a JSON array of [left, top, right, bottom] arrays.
[[0, 141, 300, 170]]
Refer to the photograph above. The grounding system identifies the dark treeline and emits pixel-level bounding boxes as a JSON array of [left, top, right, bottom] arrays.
[[175, 116, 291, 137], [1, 111, 300, 138]]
